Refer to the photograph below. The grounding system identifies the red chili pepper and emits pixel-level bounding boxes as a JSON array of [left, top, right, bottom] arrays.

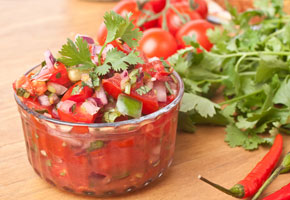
[[262, 183, 290, 200], [199, 134, 283, 198]]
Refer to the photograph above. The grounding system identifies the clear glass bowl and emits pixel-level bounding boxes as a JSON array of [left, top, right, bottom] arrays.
[[14, 64, 184, 197]]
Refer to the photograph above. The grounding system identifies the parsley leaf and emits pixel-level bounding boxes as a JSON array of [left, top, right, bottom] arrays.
[[58, 37, 95, 68]]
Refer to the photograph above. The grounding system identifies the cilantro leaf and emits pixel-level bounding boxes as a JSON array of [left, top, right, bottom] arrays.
[[95, 48, 144, 76], [103, 11, 143, 48], [180, 93, 220, 118], [58, 37, 95, 68], [273, 77, 290, 107]]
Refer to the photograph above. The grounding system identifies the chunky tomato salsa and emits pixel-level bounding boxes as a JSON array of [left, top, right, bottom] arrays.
[[14, 34, 181, 196]]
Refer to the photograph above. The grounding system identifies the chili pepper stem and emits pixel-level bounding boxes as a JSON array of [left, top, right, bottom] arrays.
[[198, 175, 243, 198]]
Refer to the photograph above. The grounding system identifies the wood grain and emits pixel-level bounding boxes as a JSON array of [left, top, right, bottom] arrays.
[[1, 0, 290, 200]]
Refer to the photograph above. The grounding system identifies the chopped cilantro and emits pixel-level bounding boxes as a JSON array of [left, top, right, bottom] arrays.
[[87, 140, 104, 152], [55, 72, 61, 79], [136, 85, 152, 95], [71, 85, 80, 95]]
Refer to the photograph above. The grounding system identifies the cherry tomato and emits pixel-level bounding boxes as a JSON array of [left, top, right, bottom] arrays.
[[171, 0, 208, 18], [138, 28, 178, 59], [144, 0, 166, 13], [158, 2, 201, 36], [176, 19, 214, 51], [61, 81, 94, 103]]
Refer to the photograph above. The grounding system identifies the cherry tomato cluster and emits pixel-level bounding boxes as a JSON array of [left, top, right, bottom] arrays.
[[97, 0, 215, 59]]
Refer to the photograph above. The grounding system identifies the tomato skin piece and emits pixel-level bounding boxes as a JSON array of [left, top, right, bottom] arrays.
[[176, 19, 214, 51], [171, 0, 208, 19], [138, 28, 178, 59], [158, 3, 202, 36], [61, 81, 94, 103]]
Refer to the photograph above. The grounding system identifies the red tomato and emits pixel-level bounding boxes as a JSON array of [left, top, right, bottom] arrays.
[[138, 60, 173, 81], [176, 19, 214, 51], [61, 81, 94, 103], [171, 0, 208, 18], [138, 28, 178, 59], [58, 101, 97, 123], [14, 75, 35, 96], [32, 62, 70, 86], [102, 74, 159, 114], [23, 98, 52, 114], [158, 3, 201, 36], [144, 0, 166, 13]]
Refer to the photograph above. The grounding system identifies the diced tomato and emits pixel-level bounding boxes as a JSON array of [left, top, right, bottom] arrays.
[[14, 75, 35, 96], [138, 60, 173, 81], [109, 138, 135, 148], [102, 74, 159, 114], [58, 102, 97, 124], [32, 62, 70, 86], [61, 81, 94, 103], [131, 88, 159, 115], [49, 62, 70, 86], [31, 80, 47, 96], [102, 74, 123, 99], [110, 40, 132, 54], [23, 98, 52, 114]]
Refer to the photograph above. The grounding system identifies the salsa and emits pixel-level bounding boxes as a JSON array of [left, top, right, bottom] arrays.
[[14, 11, 183, 197], [14, 35, 182, 196]]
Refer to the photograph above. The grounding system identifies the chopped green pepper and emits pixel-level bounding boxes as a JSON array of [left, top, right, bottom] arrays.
[[116, 94, 142, 118]]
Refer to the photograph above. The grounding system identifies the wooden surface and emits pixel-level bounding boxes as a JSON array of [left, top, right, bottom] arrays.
[[1, 0, 290, 200]]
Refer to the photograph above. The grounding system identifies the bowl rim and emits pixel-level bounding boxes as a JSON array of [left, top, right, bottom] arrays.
[[14, 64, 184, 128]]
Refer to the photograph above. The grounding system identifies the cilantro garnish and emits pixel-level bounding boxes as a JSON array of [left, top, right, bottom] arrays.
[[169, 0, 290, 150], [94, 48, 144, 76], [136, 85, 152, 95], [58, 37, 95, 68]]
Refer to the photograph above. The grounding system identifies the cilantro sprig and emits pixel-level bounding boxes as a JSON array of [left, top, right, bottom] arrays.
[[169, 0, 290, 150], [58, 11, 144, 81]]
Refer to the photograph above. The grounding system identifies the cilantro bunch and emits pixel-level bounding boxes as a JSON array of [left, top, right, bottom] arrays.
[[169, 0, 290, 150]]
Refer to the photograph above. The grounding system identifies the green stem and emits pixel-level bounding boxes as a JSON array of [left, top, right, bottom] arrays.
[[252, 165, 284, 200], [198, 176, 244, 198], [171, 5, 188, 24], [219, 89, 263, 106], [263, 28, 284, 43], [209, 51, 290, 59], [234, 54, 246, 72], [98, 43, 107, 66]]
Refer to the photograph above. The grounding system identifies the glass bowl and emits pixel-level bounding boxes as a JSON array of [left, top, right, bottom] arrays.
[[14, 64, 184, 197]]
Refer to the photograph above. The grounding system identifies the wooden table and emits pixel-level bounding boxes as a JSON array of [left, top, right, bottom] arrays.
[[1, 0, 289, 199]]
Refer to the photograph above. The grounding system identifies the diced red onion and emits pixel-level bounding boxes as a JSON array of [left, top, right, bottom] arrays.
[[38, 95, 51, 106], [120, 70, 129, 89], [146, 81, 154, 89], [47, 82, 68, 95], [81, 101, 100, 115], [51, 107, 60, 119], [87, 97, 103, 107], [95, 86, 108, 106], [137, 71, 144, 82], [44, 50, 55, 68], [59, 100, 76, 113], [75, 34, 95, 45], [49, 93, 60, 104], [169, 82, 178, 95], [154, 81, 167, 102], [32, 65, 53, 81], [148, 57, 160, 62]]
